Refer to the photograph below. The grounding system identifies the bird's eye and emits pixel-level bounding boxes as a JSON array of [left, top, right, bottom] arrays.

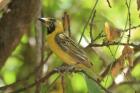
[[47, 19, 56, 34]]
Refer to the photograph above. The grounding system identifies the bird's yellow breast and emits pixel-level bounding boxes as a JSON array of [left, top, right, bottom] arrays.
[[47, 28, 76, 65]]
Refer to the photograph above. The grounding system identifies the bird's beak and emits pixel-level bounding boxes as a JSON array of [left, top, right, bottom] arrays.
[[39, 17, 51, 27], [38, 18, 49, 23], [38, 18, 46, 23]]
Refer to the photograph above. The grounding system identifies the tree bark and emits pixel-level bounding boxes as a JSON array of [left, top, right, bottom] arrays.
[[0, 0, 41, 68], [0, 0, 11, 11]]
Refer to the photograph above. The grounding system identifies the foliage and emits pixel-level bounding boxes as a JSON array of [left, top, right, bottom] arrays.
[[0, 0, 140, 93]]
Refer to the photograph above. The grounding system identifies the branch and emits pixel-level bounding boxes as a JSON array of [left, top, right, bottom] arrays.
[[0, 0, 41, 67], [35, 4, 43, 93], [0, 66, 110, 93], [126, 0, 132, 43], [106, 0, 112, 8], [89, 10, 96, 43], [123, 24, 140, 32], [88, 42, 140, 47]]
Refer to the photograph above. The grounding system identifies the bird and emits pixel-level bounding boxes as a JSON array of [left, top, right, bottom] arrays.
[[38, 17, 93, 69]]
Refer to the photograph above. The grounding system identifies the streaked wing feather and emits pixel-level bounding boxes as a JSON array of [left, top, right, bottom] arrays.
[[55, 33, 89, 65]]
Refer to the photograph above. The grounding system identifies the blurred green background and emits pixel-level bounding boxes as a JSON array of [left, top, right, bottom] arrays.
[[1, 0, 140, 93]]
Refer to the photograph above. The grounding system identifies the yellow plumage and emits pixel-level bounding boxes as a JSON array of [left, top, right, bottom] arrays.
[[47, 22, 77, 65], [39, 17, 93, 68]]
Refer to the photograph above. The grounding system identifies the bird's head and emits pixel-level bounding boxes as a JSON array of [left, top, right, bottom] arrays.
[[39, 17, 63, 34]]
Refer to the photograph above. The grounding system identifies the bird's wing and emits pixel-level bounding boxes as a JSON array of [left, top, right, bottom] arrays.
[[55, 33, 92, 67]]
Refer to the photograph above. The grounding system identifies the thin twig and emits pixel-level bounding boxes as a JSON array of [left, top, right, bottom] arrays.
[[88, 42, 140, 47], [46, 75, 60, 93], [92, 24, 140, 42], [93, 30, 104, 41], [61, 75, 65, 93], [92, 24, 140, 43], [89, 10, 96, 43], [106, 0, 112, 8], [78, 0, 99, 44], [123, 24, 140, 32], [126, 0, 132, 43]]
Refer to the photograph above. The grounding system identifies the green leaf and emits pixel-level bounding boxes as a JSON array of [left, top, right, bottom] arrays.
[[41, 83, 48, 93], [85, 75, 103, 93], [71, 73, 87, 93], [64, 74, 74, 93]]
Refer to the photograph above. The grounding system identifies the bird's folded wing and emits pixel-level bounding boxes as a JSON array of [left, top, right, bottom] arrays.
[[55, 33, 91, 67]]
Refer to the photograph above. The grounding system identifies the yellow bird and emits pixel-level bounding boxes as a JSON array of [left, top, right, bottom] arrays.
[[39, 17, 93, 69]]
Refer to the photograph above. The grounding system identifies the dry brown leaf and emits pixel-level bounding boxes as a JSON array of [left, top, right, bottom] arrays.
[[111, 45, 134, 77], [111, 55, 124, 77], [111, 62, 122, 77], [137, 0, 140, 10], [62, 12, 69, 32], [122, 45, 134, 67], [104, 22, 121, 42]]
